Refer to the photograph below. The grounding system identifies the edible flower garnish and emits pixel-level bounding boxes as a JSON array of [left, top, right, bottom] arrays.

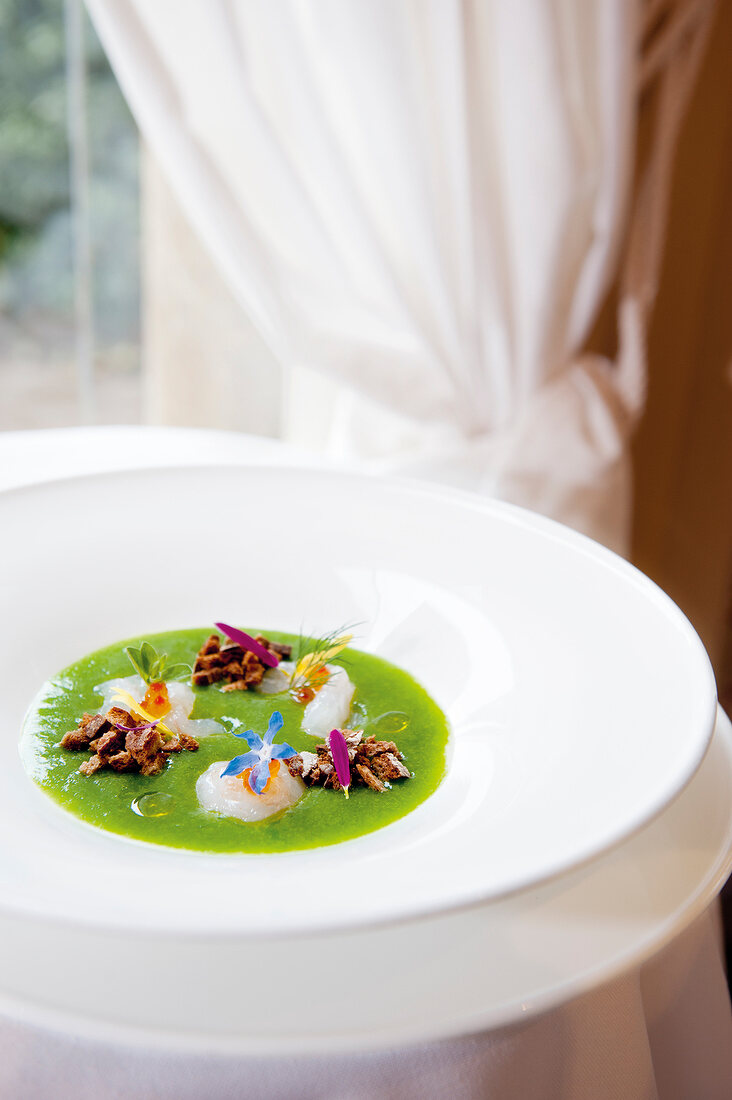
[[328, 728, 351, 798], [214, 622, 280, 668], [110, 687, 174, 738], [110, 717, 160, 734], [290, 631, 353, 701], [220, 711, 297, 795], [125, 642, 191, 686]]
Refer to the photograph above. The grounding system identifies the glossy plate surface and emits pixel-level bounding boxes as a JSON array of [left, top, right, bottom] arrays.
[[0, 465, 718, 934]]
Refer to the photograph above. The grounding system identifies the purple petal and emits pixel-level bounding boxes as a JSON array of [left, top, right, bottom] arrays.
[[328, 728, 351, 792], [214, 622, 279, 668], [270, 742, 297, 760], [220, 751, 259, 778], [111, 718, 160, 734], [249, 759, 272, 795], [264, 711, 284, 744]]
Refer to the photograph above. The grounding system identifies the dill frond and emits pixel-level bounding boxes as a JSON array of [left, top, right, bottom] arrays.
[[290, 621, 362, 696]]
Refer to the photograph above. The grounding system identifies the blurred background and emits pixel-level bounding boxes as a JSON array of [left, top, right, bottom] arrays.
[[0, 0, 140, 425]]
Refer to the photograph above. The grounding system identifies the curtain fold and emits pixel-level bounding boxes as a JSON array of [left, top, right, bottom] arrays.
[[86, 0, 713, 553]]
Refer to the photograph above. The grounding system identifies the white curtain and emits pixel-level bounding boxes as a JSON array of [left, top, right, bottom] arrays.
[[86, 0, 713, 554]]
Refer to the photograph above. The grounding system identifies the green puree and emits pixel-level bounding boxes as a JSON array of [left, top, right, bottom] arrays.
[[21, 628, 449, 853]]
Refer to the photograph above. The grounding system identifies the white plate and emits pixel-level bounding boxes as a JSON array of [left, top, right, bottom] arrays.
[[0, 707, 730, 1053], [0, 465, 717, 935]]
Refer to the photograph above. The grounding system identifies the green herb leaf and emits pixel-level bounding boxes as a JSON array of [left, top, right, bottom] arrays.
[[125, 643, 191, 685], [124, 646, 147, 681], [162, 662, 193, 681], [140, 641, 157, 674]]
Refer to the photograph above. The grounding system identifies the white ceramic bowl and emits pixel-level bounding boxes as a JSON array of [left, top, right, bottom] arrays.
[[0, 465, 717, 938]]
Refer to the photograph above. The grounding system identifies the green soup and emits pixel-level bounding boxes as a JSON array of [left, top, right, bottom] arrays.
[[21, 629, 449, 852]]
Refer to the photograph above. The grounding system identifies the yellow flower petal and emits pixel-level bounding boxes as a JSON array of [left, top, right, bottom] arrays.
[[295, 634, 353, 681], [111, 687, 173, 737]]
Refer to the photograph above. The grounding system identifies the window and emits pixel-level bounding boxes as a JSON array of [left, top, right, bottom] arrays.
[[0, 0, 141, 429]]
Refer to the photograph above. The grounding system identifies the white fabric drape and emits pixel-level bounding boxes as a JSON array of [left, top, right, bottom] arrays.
[[1, 909, 731, 1099], [85, 0, 712, 555]]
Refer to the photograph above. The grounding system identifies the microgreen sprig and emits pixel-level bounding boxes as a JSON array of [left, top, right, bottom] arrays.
[[125, 641, 191, 686], [290, 623, 360, 695]]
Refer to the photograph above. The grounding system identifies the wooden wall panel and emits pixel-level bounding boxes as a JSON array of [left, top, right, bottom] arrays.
[[631, 1, 732, 683]]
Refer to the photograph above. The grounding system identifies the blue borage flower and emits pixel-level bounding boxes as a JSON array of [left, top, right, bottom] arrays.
[[220, 711, 297, 795]]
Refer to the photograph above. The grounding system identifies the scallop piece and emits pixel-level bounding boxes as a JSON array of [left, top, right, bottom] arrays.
[[256, 661, 294, 695], [196, 760, 305, 822], [301, 665, 356, 738], [161, 680, 221, 738], [95, 674, 145, 714], [95, 675, 221, 738]]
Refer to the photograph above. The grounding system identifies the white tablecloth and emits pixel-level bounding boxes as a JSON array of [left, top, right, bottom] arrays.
[[1, 427, 731, 1100]]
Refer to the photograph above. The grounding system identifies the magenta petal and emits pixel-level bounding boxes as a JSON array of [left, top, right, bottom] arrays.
[[328, 728, 351, 792], [111, 718, 159, 734], [214, 622, 279, 668]]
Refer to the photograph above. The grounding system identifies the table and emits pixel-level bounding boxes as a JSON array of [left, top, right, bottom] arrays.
[[1, 426, 731, 1100]]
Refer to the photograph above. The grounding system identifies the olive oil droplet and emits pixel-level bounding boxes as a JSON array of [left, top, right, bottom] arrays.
[[373, 711, 410, 736], [131, 792, 175, 818], [349, 701, 368, 728]]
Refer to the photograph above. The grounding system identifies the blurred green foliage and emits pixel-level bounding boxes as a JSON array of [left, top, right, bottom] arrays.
[[0, 0, 139, 341], [0, 0, 69, 231]]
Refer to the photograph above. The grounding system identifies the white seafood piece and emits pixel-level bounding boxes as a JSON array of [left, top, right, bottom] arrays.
[[301, 665, 355, 738], [256, 660, 294, 695], [95, 674, 222, 738], [196, 760, 305, 822]]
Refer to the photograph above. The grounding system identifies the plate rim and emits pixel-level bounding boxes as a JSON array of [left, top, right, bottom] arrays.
[[0, 462, 720, 934], [0, 708, 729, 1055]]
